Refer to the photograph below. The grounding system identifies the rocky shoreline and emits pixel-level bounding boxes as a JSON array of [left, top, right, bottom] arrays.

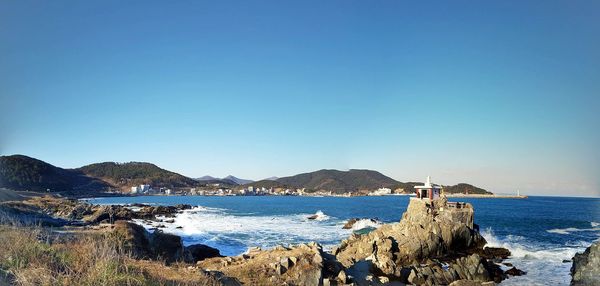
[[0, 195, 531, 285]]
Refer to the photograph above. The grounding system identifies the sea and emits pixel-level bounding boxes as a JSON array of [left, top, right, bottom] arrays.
[[85, 195, 600, 285]]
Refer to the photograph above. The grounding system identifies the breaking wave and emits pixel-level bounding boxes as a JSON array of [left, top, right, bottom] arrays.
[[481, 227, 590, 285], [350, 218, 382, 231], [546, 222, 600, 235], [135, 206, 352, 256], [308, 210, 330, 221]]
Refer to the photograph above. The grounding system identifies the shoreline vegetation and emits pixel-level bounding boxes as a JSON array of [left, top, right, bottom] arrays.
[[0, 194, 534, 286]]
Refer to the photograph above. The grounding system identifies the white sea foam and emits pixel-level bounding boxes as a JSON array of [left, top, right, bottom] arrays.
[[308, 210, 330, 221], [546, 225, 600, 235], [591, 221, 599, 228], [350, 218, 382, 231], [136, 206, 353, 256], [481, 228, 590, 285]]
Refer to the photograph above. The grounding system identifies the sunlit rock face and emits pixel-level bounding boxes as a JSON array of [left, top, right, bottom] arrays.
[[333, 197, 486, 279]]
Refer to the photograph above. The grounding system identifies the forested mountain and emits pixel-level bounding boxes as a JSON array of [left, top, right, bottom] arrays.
[[0, 155, 492, 195], [78, 162, 199, 189], [0, 155, 109, 193], [276, 169, 399, 193]]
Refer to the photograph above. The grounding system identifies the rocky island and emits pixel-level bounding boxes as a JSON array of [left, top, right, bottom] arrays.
[[0, 193, 526, 285]]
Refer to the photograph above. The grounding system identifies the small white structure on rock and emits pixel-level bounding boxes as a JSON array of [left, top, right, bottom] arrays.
[[414, 176, 442, 201]]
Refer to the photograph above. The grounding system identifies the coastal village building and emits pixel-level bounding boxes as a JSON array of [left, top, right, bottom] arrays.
[[414, 176, 441, 200]]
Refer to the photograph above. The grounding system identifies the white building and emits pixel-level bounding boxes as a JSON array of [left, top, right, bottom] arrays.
[[369, 188, 392, 196], [140, 184, 150, 193], [414, 176, 442, 200]]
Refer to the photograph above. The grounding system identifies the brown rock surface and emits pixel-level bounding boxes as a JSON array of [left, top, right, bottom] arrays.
[[334, 197, 486, 280]]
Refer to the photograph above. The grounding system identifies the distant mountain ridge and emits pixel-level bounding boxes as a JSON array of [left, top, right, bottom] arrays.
[[78, 162, 198, 189], [276, 169, 398, 193], [0, 154, 492, 196], [0, 155, 110, 194], [223, 175, 254, 185]]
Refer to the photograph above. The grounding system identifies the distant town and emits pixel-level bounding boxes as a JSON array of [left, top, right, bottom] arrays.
[[127, 183, 396, 197]]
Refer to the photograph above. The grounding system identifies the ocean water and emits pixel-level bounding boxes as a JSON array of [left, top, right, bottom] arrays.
[[86, 195, 600, 285]]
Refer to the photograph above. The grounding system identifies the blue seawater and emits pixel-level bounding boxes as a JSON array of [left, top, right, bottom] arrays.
[[85, 195, 600, 285]]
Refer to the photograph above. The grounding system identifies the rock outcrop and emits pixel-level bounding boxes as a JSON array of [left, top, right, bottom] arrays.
[[112, 221, 185, 264], [405, 254, 496, 285], [0, 201, 68, 226], [332, 197, 494, 284], [198, 242, 343, 286], [185, 244, 223, 263], [571, 241, 600, 286], [112, 221, 221, 265]]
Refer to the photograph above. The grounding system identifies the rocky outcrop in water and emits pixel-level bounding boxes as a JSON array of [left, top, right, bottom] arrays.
[[571, 241, 600, 286], [8, 196, 193, 224], [332, 197, 489, 284], [196, 197, 512, 285]]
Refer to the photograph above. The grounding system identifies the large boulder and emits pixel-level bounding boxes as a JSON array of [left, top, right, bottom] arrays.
[[571, 241, 600, 286], [112, 220, 152, 258], [112, 221, 185, 264], [85, 205, 136, 223], [184, 244, 223, 263], [151, 231, 185, 264]]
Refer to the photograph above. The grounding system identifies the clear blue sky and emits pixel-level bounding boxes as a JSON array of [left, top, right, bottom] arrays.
[[1, 1, 598, 197]]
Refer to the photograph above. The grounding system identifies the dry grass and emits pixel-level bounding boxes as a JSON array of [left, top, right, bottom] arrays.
[[0, 225, 220, 286]]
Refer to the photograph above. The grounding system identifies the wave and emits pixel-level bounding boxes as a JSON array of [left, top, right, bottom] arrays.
[[546, 222, 600, 235], [351, 218, 381, 231], [481, 227, 591, 285], [307, 210, 330, 221], [136, 206, 352, 256], [482, 228, 581, 262]]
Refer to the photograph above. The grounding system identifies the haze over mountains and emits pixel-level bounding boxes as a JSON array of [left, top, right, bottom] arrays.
[[196, 175, 254, 186], [0, 154, 491, 196]]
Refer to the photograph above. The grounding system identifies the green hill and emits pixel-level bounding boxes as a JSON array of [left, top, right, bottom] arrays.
[[78, 162, 199, 189], [443, 183, 492, 195], [276, 169, 400, 193], [0, 155, 109, 193], [1, 154, 492, 196]]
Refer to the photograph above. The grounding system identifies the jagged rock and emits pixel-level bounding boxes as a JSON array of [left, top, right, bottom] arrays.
[[0, 201, 68, 227], [477, 246, 511, 260], [405, 254, 496, 285], [571, 241, 600, 286], [343, 218, 378, 230], [343, 218, 359, 229], [337, 269, 348, 284], [197, 243, 332, 286], [335, 198, 486, 279], [111, 221, 185, 264], [505, 266, 526, 276], [184, 244, 222, 263]]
